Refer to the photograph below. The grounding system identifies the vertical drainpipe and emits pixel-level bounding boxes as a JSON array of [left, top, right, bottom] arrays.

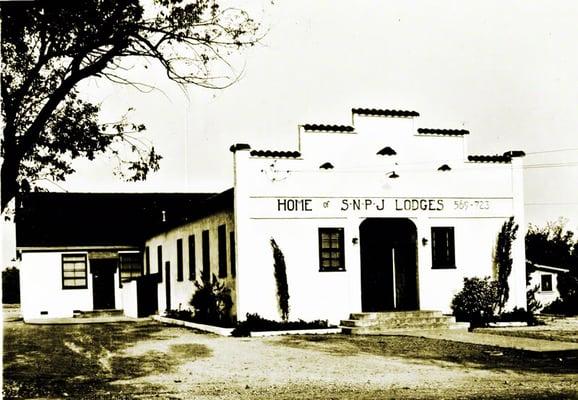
[[230, 144, 251, 321], [509, 152, 527, 310]]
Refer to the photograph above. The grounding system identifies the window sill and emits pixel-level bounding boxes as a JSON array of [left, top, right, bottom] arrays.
[[431, 265, 457, 270], [62, 286, 88, 290], [319, 267, 346, 272]]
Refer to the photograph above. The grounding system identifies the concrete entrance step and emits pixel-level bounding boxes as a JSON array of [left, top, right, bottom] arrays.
[[73, 309, 123, 318], [341, 311, 456, 334]]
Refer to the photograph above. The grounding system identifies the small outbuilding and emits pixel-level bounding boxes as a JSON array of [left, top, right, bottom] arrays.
[[527, 262, 569, 311]]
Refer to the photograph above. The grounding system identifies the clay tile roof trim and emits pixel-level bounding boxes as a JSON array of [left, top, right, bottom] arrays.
[[303, 124, 355, 133], [250, 149, 301, 159], [467, 154, 512, 163], [352, 108, 420, 117], [417, 128, 470, 136]]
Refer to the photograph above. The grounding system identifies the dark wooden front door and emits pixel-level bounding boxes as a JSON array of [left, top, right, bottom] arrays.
[[92, 260, 116, 310], [359, 218, 419, 312]]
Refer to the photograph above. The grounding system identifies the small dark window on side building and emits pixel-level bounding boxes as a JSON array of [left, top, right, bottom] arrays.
[[188, 235, 196, 281], [541, 274, 553, 292], [176, 238, 184, 282], [202, 230, 210, 279], [431, 227, 456, 269], [157, 245, 163, 281], [145, 246, 150, 275], [218, 225, 227, 278], [230, 231, 236, 278], [318, 228, 345, 271]]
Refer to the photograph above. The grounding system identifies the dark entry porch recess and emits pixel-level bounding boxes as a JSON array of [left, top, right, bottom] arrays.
[[359, 218, 419, 312]]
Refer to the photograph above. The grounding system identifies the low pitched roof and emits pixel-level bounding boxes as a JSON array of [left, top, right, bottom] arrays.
[[16, 191, 230, 248]]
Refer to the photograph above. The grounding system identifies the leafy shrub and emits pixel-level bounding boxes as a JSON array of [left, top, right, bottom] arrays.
[[526, 284, 542, 315], [231, 313, 331, 337], [451, 277, 499, 328], [495, 307, 544, 326], [190, 273, 233, 327], [2, 267, 20, 304], [541, 299, 565, 315]]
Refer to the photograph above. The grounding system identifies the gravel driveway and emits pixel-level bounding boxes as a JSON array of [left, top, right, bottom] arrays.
[[3, 319, 578, 399]]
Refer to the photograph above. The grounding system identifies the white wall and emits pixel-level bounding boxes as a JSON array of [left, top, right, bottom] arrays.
[[145, 210, 236, 317], [20, 250, 130, 321], [233, 112, 527, 324], [529, 270, 562, 311], [121, 280, 139, 318]]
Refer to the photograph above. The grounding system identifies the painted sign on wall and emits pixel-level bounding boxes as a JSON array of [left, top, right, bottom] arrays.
[[249, 196, 513, 219]]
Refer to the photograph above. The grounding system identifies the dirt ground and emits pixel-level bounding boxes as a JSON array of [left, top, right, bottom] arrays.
[[3, 319, 578, 399]]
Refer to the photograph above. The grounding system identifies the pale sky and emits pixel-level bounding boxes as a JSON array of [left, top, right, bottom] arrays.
[[3, 0, 578, 265]]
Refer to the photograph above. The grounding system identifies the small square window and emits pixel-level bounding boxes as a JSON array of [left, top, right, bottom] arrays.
[[62, 254, 88, 289], [431, 227, 456, 269], [541, 274, 553, 292], [318, 228, 345, 271]]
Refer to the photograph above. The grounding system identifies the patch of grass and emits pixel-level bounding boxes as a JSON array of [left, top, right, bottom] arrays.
[[2, 320, 210, 399], [476, 328, 578, 343], [276, 334, 578, 374]]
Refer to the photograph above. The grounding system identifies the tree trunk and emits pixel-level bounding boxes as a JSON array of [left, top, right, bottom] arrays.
[[1, 129, 19, 214]]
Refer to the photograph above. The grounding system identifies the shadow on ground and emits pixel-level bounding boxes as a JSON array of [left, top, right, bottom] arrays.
[[3, 320, 210, 399], [275, 334, 578, 374]]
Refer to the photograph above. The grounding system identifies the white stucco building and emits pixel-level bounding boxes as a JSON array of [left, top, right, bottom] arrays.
[[17, 107, 527, 324], [527, 262, 569, 311]]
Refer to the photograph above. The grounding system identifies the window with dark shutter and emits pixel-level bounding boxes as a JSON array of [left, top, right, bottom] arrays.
[[202, 230, 210, 279], [145, 246, 150, 275], [218, 225, 227, 278], [157, 245, 163, 281], [188, 235, 196, 281], [431, 227, 456, 269], [230, 231, 236, 278], [176, 239, 183, 281]]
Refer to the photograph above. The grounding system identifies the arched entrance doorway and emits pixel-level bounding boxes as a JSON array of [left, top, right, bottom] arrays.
[[359, 218, 419, 312]]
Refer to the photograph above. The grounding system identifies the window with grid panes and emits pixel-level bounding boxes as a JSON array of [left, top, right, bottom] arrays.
[[62, 254, 88, 289], [431, 227, 456, 269], [119, 252, 143, 283], [318, 228, 345, 271]]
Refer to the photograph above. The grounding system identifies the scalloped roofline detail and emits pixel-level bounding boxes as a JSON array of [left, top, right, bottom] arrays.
[[352, 108, 420, 117], [417, 128, 469, 136], [302, 124, 355, 133]]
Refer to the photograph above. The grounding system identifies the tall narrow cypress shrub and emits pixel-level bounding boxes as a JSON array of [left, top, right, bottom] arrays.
[[271, 238, 290, 320], [494, 216, 519, 313]]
